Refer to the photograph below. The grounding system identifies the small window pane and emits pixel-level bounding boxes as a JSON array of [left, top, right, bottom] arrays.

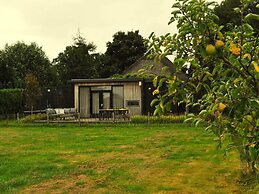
[[127, 100, 140, 107]]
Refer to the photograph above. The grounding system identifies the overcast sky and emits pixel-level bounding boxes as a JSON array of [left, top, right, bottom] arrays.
[[0, 0, 222, 60]]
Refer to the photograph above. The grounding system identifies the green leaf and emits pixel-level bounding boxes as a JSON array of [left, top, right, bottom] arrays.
[[165, 102, 172, 111], [150, 98, 159, 107], [210, 13, 219, 22], [196, 83, 202, 92], [233, 7, 241, 14], [199, 110, 207, 116], [174, 58, 185, 67], [148, 32, 155, 39], [243, 23, 254, 32], [153, 76, 158, 87], [245, 13, 259, 22], [205, 125, 212, 131], [195, 119, 202, 127], [158, 78, 167, 88], [199, 47, 207, 58], [217, 31, 223, 39], [184, 117, 193, 123], [172, 2, 181, 8], [161, 66, 170, 75], [154, 105, 162, 116], [171, 10, 181, 15]]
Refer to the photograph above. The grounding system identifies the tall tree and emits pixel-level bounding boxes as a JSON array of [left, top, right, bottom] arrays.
[[101, 30, 147, 77], [0, 50, 15, 88], [53, 35, 99, 85], [148, 0, 259, 179], [24, 73, 41, 112], [0, 42, 56, 88]]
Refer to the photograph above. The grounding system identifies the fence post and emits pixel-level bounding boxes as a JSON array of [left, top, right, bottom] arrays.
[[47, 112, 49, 124], [148, 112, 151, 125], [78, 112, 81, 126], [112, 111, 115, 123], [17, 113, 20, 123]]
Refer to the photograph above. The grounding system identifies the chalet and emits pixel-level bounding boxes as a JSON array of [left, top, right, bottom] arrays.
[[69, 57, 187, 118]]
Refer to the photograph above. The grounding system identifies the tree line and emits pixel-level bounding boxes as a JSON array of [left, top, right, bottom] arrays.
[[0, 0, 258, 90], [0, 30, 147, 89]]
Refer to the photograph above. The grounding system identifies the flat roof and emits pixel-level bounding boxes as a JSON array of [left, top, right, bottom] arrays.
[[68, 78, 145, 84]]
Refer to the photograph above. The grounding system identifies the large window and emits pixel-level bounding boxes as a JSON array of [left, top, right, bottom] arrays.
[[113, 86, 124, 108]]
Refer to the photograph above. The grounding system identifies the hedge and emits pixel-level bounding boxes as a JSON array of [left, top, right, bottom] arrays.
[[0, 89, 25, 116]]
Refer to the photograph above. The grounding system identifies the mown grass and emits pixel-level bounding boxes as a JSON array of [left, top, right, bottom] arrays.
[[0, 121, 258, 193]]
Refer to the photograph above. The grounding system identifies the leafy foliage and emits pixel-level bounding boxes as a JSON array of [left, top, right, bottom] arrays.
[[111, 73, 155, 79], [131, 115, 186, 124], [24, 73, 42, 112], [53, 34, 100, 85], [20, 113, 47, 123], [0, 89, 24, 116], [101, 31, 147, 77], [148, 0, 259, 178], [0, 42, 56, 88], [215, 0, 259, 32]]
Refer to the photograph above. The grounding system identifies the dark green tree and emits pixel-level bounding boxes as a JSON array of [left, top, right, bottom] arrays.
[[101, 30, 147, 77], [215, 0, 259, 32], [24, 73, 41, 112], [0, 42, 56, 88], [0, 50, 15, 88], [53, 35, 99, 85]]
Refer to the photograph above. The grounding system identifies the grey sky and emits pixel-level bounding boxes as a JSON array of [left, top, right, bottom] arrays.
[[0, 0, 222, 60]]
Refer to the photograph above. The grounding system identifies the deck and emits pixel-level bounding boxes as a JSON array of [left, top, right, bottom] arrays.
[[35, 118, 131, 124]]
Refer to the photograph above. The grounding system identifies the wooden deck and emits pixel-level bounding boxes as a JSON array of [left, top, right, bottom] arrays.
[[35, 118, 131, 124]]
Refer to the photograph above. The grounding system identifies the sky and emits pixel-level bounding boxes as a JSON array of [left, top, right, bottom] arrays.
[[0, 0, 222, 60]]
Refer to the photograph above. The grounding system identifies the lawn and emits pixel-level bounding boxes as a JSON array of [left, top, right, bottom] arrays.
[[0, 122, 258, 193]]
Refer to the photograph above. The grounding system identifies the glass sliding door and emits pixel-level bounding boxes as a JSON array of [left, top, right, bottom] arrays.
[[92, 92, 100, 116], [91, 91, 111, 117], [79, 87, 90, 117], [103, 92, 111, 109]]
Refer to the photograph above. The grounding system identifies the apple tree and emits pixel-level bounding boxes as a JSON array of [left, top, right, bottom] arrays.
[[147, 0, 259, 178]]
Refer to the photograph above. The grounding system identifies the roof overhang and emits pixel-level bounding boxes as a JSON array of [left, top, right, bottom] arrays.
[[68, 78, 145, 84]]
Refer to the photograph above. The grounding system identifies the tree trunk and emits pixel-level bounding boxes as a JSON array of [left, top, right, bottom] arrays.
[[238, 147, 257, 181]]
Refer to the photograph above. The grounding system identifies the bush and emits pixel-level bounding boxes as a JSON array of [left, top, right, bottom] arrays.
[[21, 113, 47, 123], [131, 115, 186, 124]]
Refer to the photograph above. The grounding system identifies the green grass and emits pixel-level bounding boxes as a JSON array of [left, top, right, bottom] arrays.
[[0, 121, 258, 193]]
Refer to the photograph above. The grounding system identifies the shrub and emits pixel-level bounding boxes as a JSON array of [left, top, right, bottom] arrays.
[[131, 114, 186, 124], [21, 113, 47, 123]]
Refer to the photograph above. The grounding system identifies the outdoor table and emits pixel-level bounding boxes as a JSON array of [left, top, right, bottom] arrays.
[[99, 108, 129, 120]]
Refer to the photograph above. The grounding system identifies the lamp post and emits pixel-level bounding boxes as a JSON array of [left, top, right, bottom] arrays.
[[47, 89, 51, 108]]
